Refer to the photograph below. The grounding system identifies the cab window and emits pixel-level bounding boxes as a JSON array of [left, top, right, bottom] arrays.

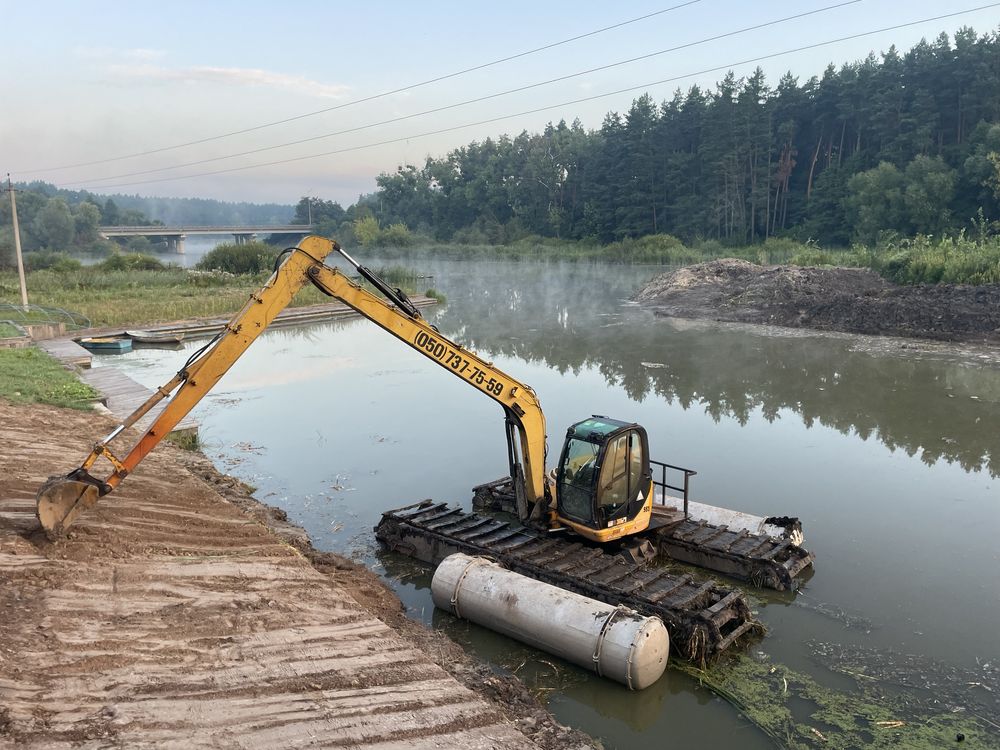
[[559, 438, 599, 522], [598, 434, 629, 517]]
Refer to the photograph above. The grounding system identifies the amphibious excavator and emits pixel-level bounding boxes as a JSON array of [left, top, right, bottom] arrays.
[[37, 235, 813, 662]]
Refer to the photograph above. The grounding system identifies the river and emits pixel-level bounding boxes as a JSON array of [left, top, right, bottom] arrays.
[[94, 256, 1000, 748]]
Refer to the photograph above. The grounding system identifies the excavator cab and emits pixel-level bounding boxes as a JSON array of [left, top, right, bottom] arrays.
[[554, 416, 653, 542]]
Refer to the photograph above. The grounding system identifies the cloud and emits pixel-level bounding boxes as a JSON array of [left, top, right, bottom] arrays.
[[107, 63, 350, 99]]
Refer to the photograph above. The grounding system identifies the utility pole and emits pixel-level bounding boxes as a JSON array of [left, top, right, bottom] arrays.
[[5, 174, 28, 309]]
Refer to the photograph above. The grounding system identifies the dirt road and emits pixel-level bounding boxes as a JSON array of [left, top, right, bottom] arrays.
[[0, 401, 592, 749]]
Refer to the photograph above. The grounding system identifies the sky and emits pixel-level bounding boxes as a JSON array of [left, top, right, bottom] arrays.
[[2, 0, 998, 206]]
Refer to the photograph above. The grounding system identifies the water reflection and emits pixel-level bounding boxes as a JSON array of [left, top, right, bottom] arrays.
[[100, 256, 999, 749], [420, 260, 1000, 477]]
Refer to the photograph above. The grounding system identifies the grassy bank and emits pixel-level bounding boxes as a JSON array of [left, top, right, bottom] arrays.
[[0, 347, 98, 409], [0, 267, 332, 326], [0, 260, 431, 328]]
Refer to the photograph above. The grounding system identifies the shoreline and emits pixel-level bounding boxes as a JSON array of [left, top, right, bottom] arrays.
[[0, 402, 594, 748], [174, 446, 598, 750], [634, 260, 1000, 345]]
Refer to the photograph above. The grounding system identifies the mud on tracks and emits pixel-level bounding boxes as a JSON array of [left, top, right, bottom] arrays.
[[0, 400, 595, 749]]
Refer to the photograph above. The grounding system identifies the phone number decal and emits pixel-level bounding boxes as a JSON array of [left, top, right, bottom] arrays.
[[414, 330, 504, 396]]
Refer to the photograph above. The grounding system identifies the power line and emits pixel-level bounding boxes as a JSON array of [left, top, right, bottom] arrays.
[[24, 1, 701, 175], [60, 0, 861, 187], [68, 3, 1000, 193]]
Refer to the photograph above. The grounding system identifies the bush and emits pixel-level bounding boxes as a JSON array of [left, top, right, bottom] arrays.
[[353, 217, 415, 248], [24, 251, 80, 271], [855, 232, 1000, 285], [186, 269, 237, 288], [99, 253, 166, 271], [789, 248, 837, 266], [49, 256, 84, 273], [380, 222, 415, 247], [604, 234, 699, 263], [196, 241, 277, 275]]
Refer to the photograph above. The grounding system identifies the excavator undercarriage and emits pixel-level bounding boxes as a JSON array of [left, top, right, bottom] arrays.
[[376, 500, 761, 664], [376, 471, 814, 663]]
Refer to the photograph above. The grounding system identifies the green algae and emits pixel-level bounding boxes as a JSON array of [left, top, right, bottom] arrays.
[[673, 651, 997, 749]]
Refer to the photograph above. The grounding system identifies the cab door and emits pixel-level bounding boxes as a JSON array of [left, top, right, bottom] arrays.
[[595, 429, 649, 528]]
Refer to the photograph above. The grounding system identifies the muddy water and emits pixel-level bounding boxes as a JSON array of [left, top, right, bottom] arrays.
[[101, 258, 1000, 749]]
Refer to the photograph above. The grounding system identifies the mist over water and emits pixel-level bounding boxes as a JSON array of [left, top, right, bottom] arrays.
[[74, 237, 230, 269], [100, 257, 1000, 749]]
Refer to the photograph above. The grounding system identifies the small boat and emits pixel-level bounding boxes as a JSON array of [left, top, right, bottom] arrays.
[[79, 337, 132, 353], [125, 330, 186, 346]]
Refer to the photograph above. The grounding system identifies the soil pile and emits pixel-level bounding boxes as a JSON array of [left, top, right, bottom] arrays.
[[634, 259, 1000, 342]]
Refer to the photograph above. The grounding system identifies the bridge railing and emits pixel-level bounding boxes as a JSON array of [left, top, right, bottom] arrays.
[[99, 225, 315, 234]]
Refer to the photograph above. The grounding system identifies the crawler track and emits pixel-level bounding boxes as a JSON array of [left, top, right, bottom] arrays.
[[655, 516, 814, 591], [376, 501, 762, 664]]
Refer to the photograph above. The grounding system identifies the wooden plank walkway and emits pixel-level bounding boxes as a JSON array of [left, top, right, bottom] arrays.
[[81, 365, 199, 437], [38, 339, 197, 439], [37, 338, 92, 369]]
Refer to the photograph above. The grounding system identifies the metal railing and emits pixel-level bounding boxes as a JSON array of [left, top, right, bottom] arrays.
[[650, 459, 697, 518]]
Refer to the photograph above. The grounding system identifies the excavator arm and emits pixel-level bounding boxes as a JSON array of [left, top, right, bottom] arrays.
[[37, 236, 549, 538]]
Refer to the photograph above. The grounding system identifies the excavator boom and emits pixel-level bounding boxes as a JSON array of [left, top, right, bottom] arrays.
[[37, 236, 548, 537]]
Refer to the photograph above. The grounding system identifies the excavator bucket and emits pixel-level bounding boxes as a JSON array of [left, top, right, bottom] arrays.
[[36, 477, 100, 539]]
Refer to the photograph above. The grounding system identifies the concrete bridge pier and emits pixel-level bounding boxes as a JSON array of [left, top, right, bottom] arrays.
[[165, 234, 186, 254], [233, 233, 257, 245]]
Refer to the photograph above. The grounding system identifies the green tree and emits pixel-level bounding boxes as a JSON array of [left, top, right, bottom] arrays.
[[293, 196, 346, 238], [903, 155, 956, 236], [847, 162, 906, 242], [959, 123, 1000, 221], [988, 151, 1000, 201], [73, 201, 101, 244], [102, 198, 120, 225], [32, 197, 75, 249], [119, 208, 148, 226], [353, 215, 381, 247]]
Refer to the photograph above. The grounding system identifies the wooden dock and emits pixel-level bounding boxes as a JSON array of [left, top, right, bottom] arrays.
[[37, 338, 92, 368], [38, 339, 198, 438], [81, 365, 199, 438]]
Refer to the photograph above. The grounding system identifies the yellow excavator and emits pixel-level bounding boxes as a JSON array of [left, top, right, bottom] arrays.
[[37, 235, 657, 543]]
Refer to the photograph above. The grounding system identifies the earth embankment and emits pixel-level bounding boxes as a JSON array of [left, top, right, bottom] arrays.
[[633, 259, 1000, 342], [0, 400, 592, 749]]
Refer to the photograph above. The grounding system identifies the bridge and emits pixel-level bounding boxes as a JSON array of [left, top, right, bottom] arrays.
[[99, 225, 316, 254]]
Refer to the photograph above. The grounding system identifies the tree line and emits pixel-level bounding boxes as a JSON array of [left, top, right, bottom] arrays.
[[0, 190, 149, 262], [0, 183, 299, 265], [371, 27, 1000, 247]]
